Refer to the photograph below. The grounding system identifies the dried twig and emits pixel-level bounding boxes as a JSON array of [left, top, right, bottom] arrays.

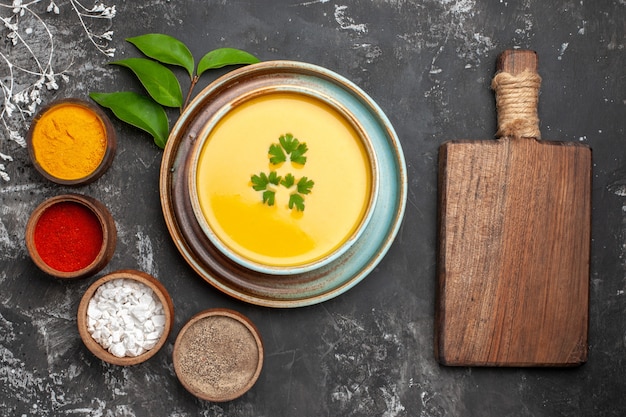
[[0, 0, 117, 181]]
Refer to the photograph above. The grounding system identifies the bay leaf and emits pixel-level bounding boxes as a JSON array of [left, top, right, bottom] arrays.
[[90, 92, 170, 148], [126, 34, 195, 77], [111, 58, 183, 108], [197, 48, 260, 76]]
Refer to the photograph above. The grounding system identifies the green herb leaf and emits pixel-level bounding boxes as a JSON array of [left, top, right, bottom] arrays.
[[297, 176, 315, 195], [268, 171, 282, 186], [252, 134, 314, 210], [251, 172, 269, 191], [111, 58, 183, 108], [90, 91, 170, 148], [281, 173, 295, 188], [279, 133, 299, 153], [197, 48, 260, 76], [263, 190, 276, 206], [290, 142, 308, 165], [278, 133, 308, 164], [268, 143, 286, 165], [126, 34, 195, 77], [289, 193, 305, 211]]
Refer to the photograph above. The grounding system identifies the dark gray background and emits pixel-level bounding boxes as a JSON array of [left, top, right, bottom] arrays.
[[1, 0, 624, 416]]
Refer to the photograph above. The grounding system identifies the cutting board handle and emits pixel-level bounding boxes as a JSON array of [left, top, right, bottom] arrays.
[[492, 50, 541, 139]]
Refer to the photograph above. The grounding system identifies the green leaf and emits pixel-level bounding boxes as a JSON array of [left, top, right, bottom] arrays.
[[126, 34, 194, 77], [268, 171, 282, 186], [251, 172, 269, 191], [279, 133, 299, 153], [297, 177, 314, 195], [263, 190, 276, 206], [291, 142, 308, 165], [197, 47, 260, 76], [111, 58, 183, 108], [90, 91, 170, 148], [281, 173, 295, 188], [268, 143, 286, 165], [289, 193, 305, 211], [278, 133, 308, 164]]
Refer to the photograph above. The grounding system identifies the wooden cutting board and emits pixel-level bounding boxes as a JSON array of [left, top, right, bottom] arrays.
[[435, 50, 591, 367]]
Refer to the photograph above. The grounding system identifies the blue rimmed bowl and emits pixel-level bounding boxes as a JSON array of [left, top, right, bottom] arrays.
[[160, 61, 407, 307], [186, 80, 380, 275]]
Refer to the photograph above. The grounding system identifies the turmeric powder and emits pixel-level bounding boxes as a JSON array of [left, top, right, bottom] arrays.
[[31, 103, 108, 181]]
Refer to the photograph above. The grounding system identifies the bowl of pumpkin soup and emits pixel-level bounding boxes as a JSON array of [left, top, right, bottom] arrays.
[[187, 89, 378, 275], [160, 60, 406, 307]]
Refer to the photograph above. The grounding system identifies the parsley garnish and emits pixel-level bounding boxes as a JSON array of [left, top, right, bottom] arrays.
[[279, 133, 308, 165], [280, 173, 294, 188], [297, 176, 314, 195], [251, 171, 282, 206], [250, 133, 315, 211], [263, 190, 276, 206], [268, 143, 286, 164], [289, 194, 305, 211]]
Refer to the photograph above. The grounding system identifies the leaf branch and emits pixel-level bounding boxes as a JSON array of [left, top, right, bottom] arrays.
[[91, 33, 260, 148]]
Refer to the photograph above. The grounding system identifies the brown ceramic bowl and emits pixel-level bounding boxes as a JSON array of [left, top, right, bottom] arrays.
[[25, 193, 116, 279], [173, 308, 264, 402], [77, 270, 174, 366], [27, 98, 117, 186]]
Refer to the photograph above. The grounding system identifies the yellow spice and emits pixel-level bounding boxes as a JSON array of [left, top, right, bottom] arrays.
[[32, 103, 107, 180]]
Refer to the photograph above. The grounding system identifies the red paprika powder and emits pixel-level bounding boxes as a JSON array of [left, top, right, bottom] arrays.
[[33, 201, 104, 272]]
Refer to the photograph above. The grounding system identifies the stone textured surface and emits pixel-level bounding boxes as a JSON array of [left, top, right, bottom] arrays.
[[1, 0, 624, 415]]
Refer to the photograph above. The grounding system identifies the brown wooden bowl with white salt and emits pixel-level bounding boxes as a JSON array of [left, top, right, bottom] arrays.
[[173, 308, 264, 402], [77, 269, 174, 366]]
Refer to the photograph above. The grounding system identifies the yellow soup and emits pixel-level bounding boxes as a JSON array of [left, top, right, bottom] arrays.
[[195, 92, 373, 268]]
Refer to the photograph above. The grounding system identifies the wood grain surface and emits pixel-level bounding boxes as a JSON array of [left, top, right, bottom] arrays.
[[435, 50, 592, 367]]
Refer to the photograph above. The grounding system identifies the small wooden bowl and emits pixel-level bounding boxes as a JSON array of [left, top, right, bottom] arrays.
[[77, 270, 175, 366], [27, 98, 117, 186], [25, 194, 116, 279], [173, 309, 264, 402]]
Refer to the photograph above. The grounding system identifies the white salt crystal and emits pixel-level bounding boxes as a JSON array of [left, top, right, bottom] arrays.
[[99, 335, 112, 349], [145, 331, 162, 341], [100, 326, 111, 340], [131, 307, 151, 322], [123, 333, 136, 350], [121, 314, 135, 329], [114, 288, 128, 302], [133, 328, 144, 340], [100, 287, 116, 299], [139, 293, 154, 308], [151, 314, 166, 327], [110, 342, 126, 357], [142, 339, 158, 351], [126, 346, 143, 357], [87, 301, 102, 319], [87, 278, 166, 358], [98, 300, 117, 315], [143, 320, 155, 333], [109, 321, 121, 332]]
